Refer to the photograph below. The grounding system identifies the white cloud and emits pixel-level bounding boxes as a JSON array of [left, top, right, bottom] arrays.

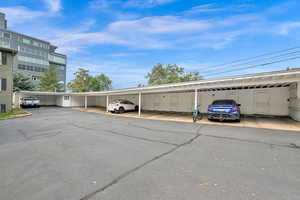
[[106, 52, 145, 57], [0, 6, 44, 26], [50, 13, 264, 54], [278, 21, 300, 35], [43, 0, 62, 12], [50, 32, 132, 53], [124, 0, 176, 8], [107, 16, 212, 34], [89, 0, 116, 10], [184, 4, 226, 14]]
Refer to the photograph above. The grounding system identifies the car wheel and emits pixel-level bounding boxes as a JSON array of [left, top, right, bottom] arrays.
[[193, 116, 197, 123], [135, 106, 138, 111], [119, 107, 125, 113]]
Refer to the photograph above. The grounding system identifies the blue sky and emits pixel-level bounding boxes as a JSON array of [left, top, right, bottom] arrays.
[[1, 0, 300, 89]]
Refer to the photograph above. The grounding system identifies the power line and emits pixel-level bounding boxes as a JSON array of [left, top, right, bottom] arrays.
[[205, 56, 300, 77], [200, 45, 300, 72], [201, 50, 300, 74]]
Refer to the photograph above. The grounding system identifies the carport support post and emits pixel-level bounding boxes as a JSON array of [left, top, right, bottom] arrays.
[[194, 88, 198, 109], [18, 96, 22, 109], [106, 95, 109, 112], [84, 96, 87, 109], [298, 82, 300, 99], [138, 92, 142, 117]]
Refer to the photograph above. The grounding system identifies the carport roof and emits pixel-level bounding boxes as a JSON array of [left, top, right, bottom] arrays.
[[18, 68, 300, 96]]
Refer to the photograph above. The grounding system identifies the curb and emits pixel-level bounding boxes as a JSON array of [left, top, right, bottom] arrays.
[[0, 111, 32, 120]]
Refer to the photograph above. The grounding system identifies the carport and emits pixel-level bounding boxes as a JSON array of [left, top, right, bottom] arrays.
[[14, 68, 300, 121]]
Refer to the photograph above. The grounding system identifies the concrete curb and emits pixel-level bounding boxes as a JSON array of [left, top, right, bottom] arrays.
[[0, 111, 32, 120]]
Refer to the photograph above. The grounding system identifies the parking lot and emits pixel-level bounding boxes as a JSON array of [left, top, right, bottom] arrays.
[[0, 107, 300, 200]]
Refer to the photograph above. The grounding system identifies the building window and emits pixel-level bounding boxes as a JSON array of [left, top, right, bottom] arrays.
[[18, 64, 25, 70], [64, 96, 70, 101], [0, 104, 6, 113], [22, 38, 31, 44], [1, 52, 7, 65], [0, 78, 7, 91], [18, 64, 47, 73], [3, 32, 10, 39], [0, 51, 7, 65], [18, 55, 49, 66], [32, 76, 39, 81]]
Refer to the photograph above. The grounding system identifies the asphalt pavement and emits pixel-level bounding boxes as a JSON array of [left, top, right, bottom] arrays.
[[0, 107, 299, 200]]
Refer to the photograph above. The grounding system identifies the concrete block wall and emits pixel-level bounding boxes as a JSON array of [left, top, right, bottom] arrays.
[[37, 95, 57, 106], [87, 96, 97, 107], [94, 96, 107, 107], [139, 87, 290, 116], [142, 92, 194, 112], [56, 96, 63, 106], [198, 87, 289, 116], [289, 83, 300, 121], [70, 96, 85, 107]]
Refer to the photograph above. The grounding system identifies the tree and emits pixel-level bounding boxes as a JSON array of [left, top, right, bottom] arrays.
[[89, 73, 112, 91], [145, 64, 203, 85], [67, 68, 112, 92], [37, 66, 63, 92], [67, 68, 92, 92], [13, 73, 35, 92]]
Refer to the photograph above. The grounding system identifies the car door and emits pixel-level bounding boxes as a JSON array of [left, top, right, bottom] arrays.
[[120, 101, 130, 110], [124, 101, 135, 110]]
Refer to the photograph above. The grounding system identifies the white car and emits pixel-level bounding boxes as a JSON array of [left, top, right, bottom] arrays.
[[20, 97, 40, 108], [108, 99, 138, 113]]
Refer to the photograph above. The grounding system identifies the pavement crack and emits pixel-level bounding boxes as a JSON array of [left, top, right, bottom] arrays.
[[18, 129, 28, 140], [17, 129, 62, 141], [80, 125, 203, 200], [289, 143, 300, 149], [68, 122, 179, 147], [127, 122, 196, 136], [202, 134, 300, 150]]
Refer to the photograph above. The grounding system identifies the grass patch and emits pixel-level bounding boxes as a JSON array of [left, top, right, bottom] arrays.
[[0, 109, 28, 120]]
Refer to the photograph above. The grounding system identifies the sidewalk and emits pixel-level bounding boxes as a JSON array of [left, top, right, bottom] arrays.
[[72, 107, 300, 132]]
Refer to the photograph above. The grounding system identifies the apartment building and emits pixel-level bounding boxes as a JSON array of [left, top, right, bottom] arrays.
[[0, 47, 17, 113], [0, 12, 67, 90]]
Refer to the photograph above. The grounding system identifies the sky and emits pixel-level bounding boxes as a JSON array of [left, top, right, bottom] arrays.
[[1, 0, 300, 89]]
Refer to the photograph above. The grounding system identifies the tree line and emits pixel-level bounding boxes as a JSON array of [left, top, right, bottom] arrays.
[[14, 63, 202, 92]]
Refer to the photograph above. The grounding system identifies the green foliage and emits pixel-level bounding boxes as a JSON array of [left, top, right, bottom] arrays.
[[13, 73, 35, 92], [67, 68, 91, 92], [68, 68, 112, 92], [37, 66, 63, 92], [89, 73, 112, 91], [0, 109, 27, 120], [145, 64, 203, 85]]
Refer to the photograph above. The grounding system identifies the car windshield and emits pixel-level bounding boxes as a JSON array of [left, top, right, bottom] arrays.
[[111, 100, 122, 103], [122, 100, 134, 104], [212, 99, 236, 105], [24, 97, 38, 100]]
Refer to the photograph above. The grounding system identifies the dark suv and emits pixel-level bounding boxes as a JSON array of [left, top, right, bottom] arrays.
[[207, 99, 241, 122]]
